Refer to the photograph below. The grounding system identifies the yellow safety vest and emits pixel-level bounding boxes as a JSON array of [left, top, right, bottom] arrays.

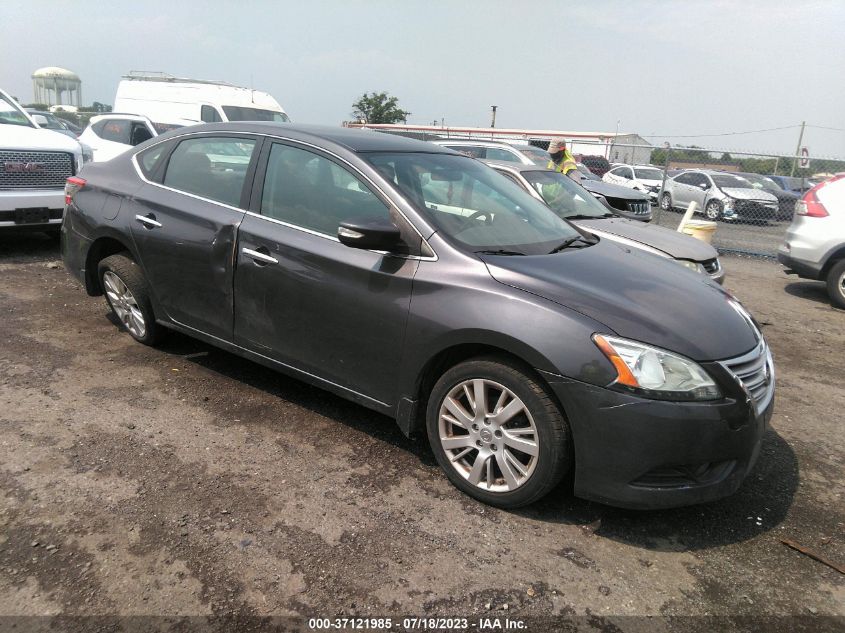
[[548, 150, 578, 175]]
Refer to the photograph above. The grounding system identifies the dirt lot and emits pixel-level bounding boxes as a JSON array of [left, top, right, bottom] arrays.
[[0, 232, 842, 632]]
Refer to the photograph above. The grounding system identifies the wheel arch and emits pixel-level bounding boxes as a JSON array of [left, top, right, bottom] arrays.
[[83, 232, 138, 296], [820, 245, 845, 278], [400, 337, 571, 439]]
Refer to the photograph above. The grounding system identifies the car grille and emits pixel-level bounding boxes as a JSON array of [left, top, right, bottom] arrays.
[[720, 340, 774, 416], [702, 258, 721, 275], [734, 200, 778, 217], [626, 201, 650, 215], [0, 150, 74, 190]]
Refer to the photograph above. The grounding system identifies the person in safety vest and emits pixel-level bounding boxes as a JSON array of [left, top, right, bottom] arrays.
[[547, 139, 582, 184]]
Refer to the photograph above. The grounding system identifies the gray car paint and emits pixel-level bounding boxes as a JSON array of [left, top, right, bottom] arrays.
[[61, 123, 770, 508]]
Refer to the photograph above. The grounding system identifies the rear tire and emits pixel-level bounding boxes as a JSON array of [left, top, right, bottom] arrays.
[[826, 259, 845, 310], [97, 253, 162, 345], [426, 357, 571, 508]]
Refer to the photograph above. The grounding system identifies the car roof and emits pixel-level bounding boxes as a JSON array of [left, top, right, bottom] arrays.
[[482, 159, 553, 174], [152, 122, 455, 154]]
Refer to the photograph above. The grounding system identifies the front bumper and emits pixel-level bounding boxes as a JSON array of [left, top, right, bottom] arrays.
[[542, 373, 773, 510], [0, 189, 65, 229]]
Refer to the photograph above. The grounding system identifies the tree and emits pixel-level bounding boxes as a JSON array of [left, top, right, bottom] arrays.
[[351, 92, 410, 124]]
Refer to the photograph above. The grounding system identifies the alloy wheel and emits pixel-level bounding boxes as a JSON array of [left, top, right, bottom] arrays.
[[102, 271, 147, 338], [660, 193, 671, 211], [705, 202, 721, 220], [437, 378, 539, 492]]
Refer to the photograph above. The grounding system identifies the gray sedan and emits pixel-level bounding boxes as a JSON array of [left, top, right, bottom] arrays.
[[486, 161, 724, 283]]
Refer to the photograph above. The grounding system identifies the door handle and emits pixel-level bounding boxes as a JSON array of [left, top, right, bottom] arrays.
[[242, 247, 278, 265], [135, 214, 162, 228]]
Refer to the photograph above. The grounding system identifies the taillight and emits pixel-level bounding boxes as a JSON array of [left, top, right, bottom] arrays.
[[64, 176, 86, 206], [795, 173, 845, 218]]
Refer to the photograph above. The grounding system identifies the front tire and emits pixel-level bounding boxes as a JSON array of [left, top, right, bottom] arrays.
[[426, 357, 571, 508], [659, 192, 673, 212], [97, 253, 161, 345], [704, 200, 723, 221], [826, 259, 845, 310]]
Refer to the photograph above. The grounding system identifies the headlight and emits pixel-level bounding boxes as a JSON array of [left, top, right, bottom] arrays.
[[722, 197, 735, 210], [593, 334, 721, 401], [676, 259, 706, 274]]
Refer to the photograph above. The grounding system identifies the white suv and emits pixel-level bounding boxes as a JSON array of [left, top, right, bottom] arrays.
[[78, 113, 161, 162], [603, 164, 664, 203], [1, 88, 85, 232], [778, 174, 845, 309]]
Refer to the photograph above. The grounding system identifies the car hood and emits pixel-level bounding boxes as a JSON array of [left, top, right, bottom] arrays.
[[575, 217, 718, 261], [481, 239, 758, 361], [581, 179, 649, 200], [720, 187, 778, 202], [0, 123, 82, 153]]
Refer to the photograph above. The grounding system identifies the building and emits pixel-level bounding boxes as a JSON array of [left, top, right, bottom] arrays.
[[606, 133, 654, 165], [32, 67, 82, 107]]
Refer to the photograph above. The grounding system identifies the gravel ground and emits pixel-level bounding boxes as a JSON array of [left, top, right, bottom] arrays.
[[0, 232, 842, 633]]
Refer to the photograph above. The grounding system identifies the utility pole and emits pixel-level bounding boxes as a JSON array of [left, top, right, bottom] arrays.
[[790, 121, 806, 177], [490, 105, 498, 128]]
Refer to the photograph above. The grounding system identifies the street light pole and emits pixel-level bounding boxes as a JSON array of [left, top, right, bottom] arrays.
[[790, 121, 806, 177]]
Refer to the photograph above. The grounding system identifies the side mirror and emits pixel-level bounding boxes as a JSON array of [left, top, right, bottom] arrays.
[[32, 114, 49, 126], [338, 217, 403, 252], [699, 182, 710, 189]]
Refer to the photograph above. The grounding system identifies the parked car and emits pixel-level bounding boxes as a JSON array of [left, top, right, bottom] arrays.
[[63, 123, 773, 510], [78, 113, 161, 162], [1, 88, 85, 233], [603, 164, 664, 204], [778, 174, 845, 309], [431, 140, 650, 220], [733, 172, 799, 220], [430, 139, 546, 165], [114, 72, 290, 126], [485, 161, 723, 283], [659, 170, 779, 224], [768, 175, 813, 196], [25, 109, 80, 138]]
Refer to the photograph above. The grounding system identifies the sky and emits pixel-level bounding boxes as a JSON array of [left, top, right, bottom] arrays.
[[2, 0, 844, 158]]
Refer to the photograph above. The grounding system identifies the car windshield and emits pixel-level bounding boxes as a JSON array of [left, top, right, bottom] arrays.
[[634, 168, 663, 180], [739, 174, 781, 191], [222, 106, 290, 122], [712, 174, 755, 189], [365, 152, 581, 254], [0, 94, 34, 127], [521, 169, 611, 219]]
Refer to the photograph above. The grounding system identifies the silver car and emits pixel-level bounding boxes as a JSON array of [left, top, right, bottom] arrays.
[[778, 174, 845, 308], [660, 170, 779, 224]]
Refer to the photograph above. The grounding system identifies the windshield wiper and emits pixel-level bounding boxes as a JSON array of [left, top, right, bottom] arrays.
[[475, 249, 526, 256], [548, 235, 597, 254], [564, 213, 608, 220]]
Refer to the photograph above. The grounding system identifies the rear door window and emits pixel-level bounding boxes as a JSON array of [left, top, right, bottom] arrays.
[[485, 147, 521, 163], [97, 119, 131, 144], [163, 136, 257, 207], [201, 105, 222, 123], [137, 142, 171, 181]]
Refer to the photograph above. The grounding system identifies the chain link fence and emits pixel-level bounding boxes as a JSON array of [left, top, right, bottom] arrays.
[[364, 126, 844, 258]]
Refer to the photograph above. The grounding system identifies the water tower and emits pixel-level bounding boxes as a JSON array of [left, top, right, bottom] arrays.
[[32, 67, 82, 107]]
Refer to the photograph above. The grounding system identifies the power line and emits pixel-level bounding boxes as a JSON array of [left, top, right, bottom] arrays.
[[641, 125, 801, 139], [807, 124, 845, 132]]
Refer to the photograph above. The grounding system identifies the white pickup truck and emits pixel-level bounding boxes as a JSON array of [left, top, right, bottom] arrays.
[[1, 88, 85, 233]]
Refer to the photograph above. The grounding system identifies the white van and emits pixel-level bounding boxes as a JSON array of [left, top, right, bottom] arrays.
[[113, 72, 290, 128]]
